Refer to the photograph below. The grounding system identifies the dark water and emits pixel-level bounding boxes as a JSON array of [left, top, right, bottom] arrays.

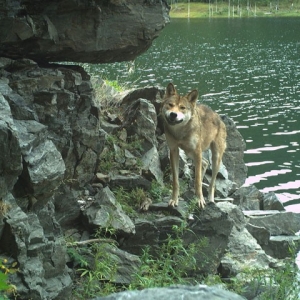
[[92, 18, 300, 212]]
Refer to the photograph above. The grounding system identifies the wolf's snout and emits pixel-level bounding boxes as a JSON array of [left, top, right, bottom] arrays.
[[169, 112, 177, 121]]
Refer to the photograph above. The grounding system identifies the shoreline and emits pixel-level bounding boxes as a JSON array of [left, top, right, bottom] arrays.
[[169, 2, 300, 18]]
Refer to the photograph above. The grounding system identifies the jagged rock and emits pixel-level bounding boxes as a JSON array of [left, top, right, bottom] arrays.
[[0, 0, 170, 63], [122, 98, 158, 151], [0, 201, 72, 300], [246, 223, 270, 246], [93, 285, 245, 300], [261, 192, 285, 211], [262, 235, 300, 259], [0, 93, 22, 198], [141, 146, 164, 184], [82, 187, 135, 235], [221, 115, 247, 188], [0, 57, 108, 299], [232, 184, 262, 210], [52, 185, 81, 227], [216, 203, 275, 277], [219, 227, 275, 277], [121, 85, 165, 117], [247, 211, 300, 236], [121, 202, 239, 275], [100, 243, 141, 284], [1, 58, 104, 190], [110, 174, 151, 190]]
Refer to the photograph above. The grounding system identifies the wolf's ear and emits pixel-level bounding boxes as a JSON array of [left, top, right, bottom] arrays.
[[166, 83, 177, 97], [187, 90, 198, 103]]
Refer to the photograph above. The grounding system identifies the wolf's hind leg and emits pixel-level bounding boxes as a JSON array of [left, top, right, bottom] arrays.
[[208, 142, 224, 202]]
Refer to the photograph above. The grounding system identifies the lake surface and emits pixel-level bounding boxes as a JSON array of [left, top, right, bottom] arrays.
[[91, 17, 300, 212]]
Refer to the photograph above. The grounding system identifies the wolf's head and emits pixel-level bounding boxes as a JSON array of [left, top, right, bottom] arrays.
[[161, 83, 198, 126]]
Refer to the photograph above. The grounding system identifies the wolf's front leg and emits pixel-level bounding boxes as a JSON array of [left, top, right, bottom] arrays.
[[169, 147, 180, 207], [195, 153, 206, 209]]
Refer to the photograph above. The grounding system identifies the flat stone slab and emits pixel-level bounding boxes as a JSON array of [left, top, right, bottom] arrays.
[[215, 197, 234, 203], [263, 235, 300, 259], [246, 211, 300, 236], [243, 210, 280, 216]]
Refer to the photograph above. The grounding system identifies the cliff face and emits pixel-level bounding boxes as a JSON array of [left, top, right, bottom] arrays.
[[0, 0, 170, 63], [0, 1, 170, 299]]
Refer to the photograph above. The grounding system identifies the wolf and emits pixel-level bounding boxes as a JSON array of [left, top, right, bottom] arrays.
[[161, 83, 227, 208]]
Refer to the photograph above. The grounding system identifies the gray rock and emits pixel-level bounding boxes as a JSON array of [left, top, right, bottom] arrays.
[[261, 192, 285, 211], [0, 94, 23, 198], [99, 243, 141, 284], [1, 202, 72, 300], [220, 227, 275, 277], [221, 115, 248, 188], [247, 211, 300, 236], [262, 235, 300, 259], [82, 187, 135, 235], [232, 184, 262, 210], [23, 139, 65, 198], [93, 285, 245, 300], [122, 202, 240, 275], [110, 174, 152, 190], [141, 146, 164, 184], [123, 98, 158, 151], [216, 202, 276, 277], [0, 0, 170, 63], [246, 223, 270, 246]]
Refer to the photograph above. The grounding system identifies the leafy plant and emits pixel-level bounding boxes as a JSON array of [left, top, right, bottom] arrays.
[[129, 223, 206, 290], [148, 180, 170, 203], [0, 258, 17, 299], [71, 242, 119, 299]]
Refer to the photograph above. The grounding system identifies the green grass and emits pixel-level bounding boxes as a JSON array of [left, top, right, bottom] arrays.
[[169, 1, 300, 18]]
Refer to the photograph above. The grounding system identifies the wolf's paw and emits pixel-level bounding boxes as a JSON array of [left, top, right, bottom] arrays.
[[198, 199, 206, 209], [168, 199, 178, 207]]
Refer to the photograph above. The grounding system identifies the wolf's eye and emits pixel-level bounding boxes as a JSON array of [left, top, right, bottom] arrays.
[[168, 103, 174, 108], [180, 106, 186, 110]]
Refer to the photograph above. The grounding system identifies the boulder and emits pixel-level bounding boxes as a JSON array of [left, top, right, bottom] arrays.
[[82, 187, 135, 235], [121, 202, 243, 275], [93, 285, 245, 300], [122, 98, 159, 151], [232, 184, 262, 210], [246, 223, 270, 246], [261, 192, 285, 211], [263, 235, 300, 259], [0, 0, 170, 63], [217, 203, 276, 277], [0, 92, 23, 198], [141, 146, 164, 184], [221, 115, 247, 188], [0, 201, 72, 300], [247, 211, 300, 236]]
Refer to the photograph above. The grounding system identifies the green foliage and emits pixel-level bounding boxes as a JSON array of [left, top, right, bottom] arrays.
[[67, 247, 89, 268], [113, 186, 145, 216], [98, 133, 143, 174], [0, 258, 17, 299], [104, 80, 124, 92], [71, 242, 119, 299], [0, 272, 10, 296], [129, 223, 207, 289], [148, 180, 170, 203]]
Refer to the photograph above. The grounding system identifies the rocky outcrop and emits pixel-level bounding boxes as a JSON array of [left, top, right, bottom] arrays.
[[0, 57, 103, 299], [1, 57, 299, 299], [0, 0, 170, 63]]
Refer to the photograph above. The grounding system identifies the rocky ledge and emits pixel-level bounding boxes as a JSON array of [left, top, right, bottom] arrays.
[[0, 0, 170, 63], [0, 58, 300, 299]]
